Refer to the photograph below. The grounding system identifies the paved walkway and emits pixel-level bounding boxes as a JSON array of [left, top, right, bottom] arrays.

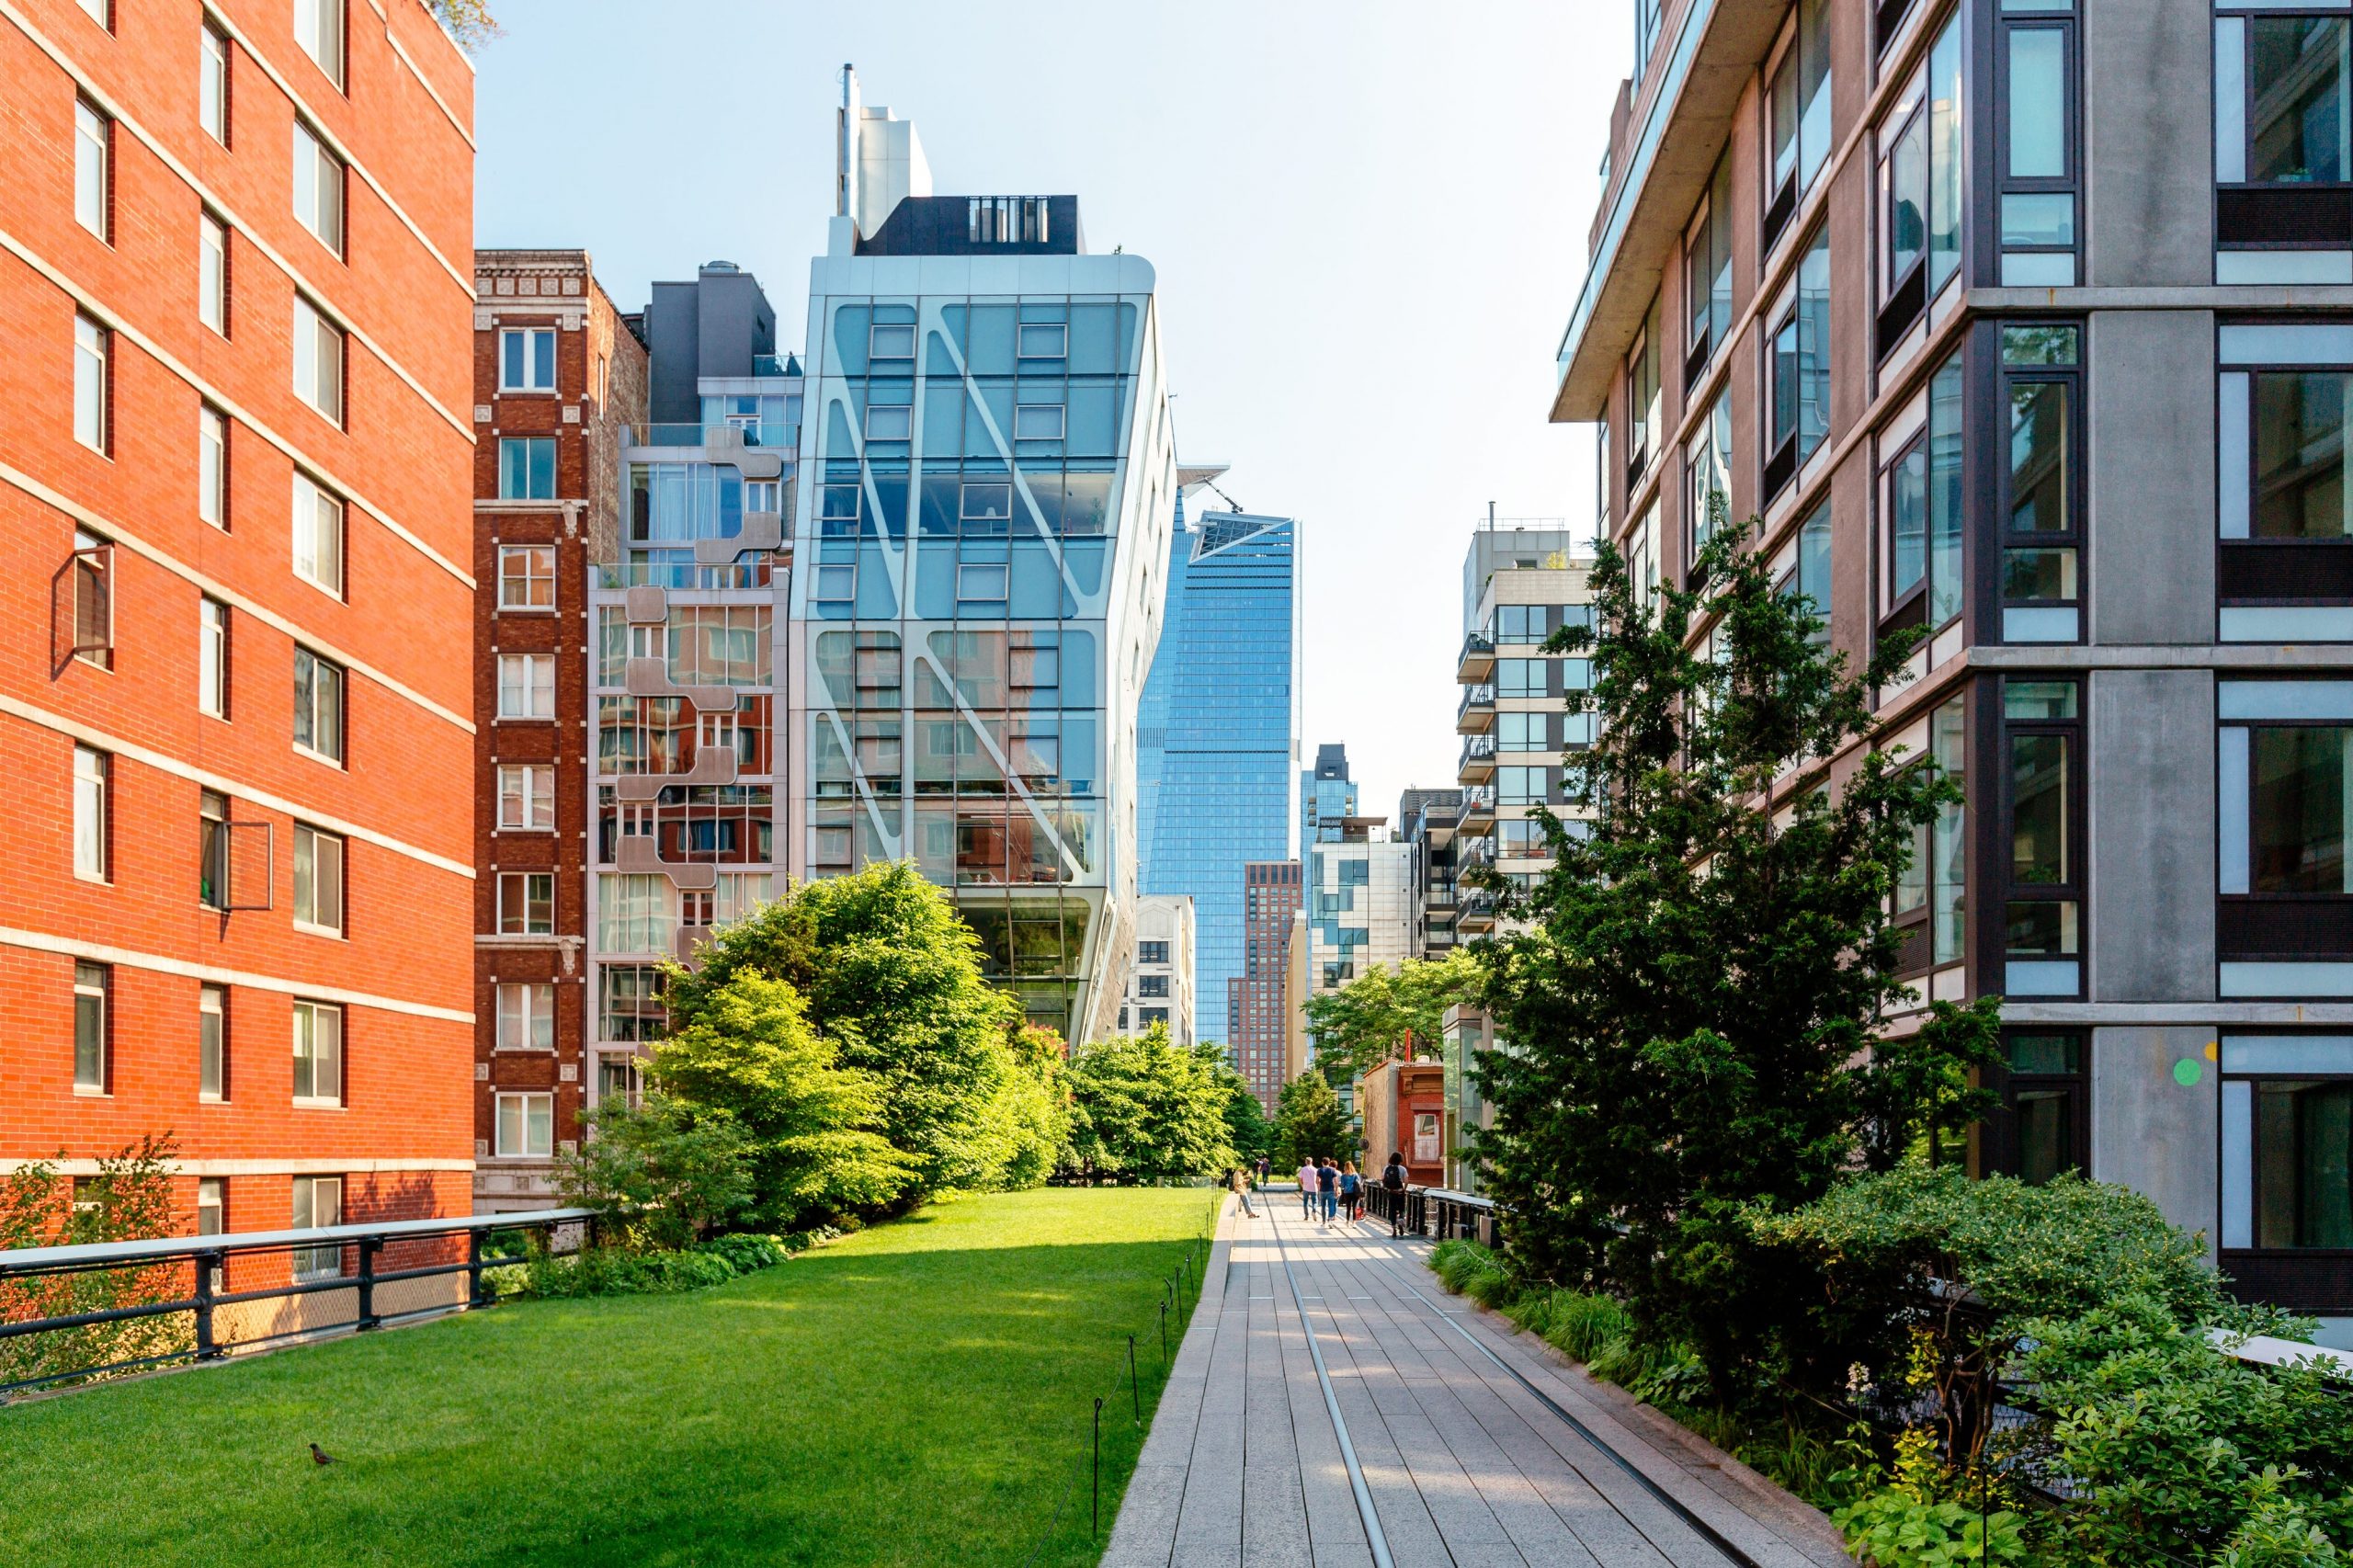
[[1105, 1195, 1854, 1568]]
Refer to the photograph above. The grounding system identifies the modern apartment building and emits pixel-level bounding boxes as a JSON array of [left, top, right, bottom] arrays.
[[0, 0, 478, 1239], [790, 72, 1176, 1042], [1114, 893, 1195, 1045], [589, 263, 798, 1134], [1233, 860, 1302, 1111], [1559, 0, 2353, 1317], [1397, 787, 1465, 957], [1452, 526, 1599, 937], [1135, 483, 1301, 1046], [471, 249, 646, 1210]]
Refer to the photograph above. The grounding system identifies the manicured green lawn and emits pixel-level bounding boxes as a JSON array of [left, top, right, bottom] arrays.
[[1, 1188, 1218, 1567]]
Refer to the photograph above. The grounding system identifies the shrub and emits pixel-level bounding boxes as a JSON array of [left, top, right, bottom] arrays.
[[508, 1231, 800, 1301], [0, 1137, 191, 1389]]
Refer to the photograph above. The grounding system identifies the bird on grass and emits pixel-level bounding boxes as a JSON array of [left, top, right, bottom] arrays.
[[309, 1443, 340, 1466]]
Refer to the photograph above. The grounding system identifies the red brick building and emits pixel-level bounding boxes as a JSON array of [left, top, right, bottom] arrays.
[[0, 0, 478, 1241], [1232, 860, 1302, 1113], [470, 248, 644, 1210]]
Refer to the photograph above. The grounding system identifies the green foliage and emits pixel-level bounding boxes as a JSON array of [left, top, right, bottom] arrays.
[[506, 1231, 799, 1301], [1302, 950, 1483, 1083], [0, 1136, 190, 1388], [662, 863, 1044, 1202], [649, 970, 918, 1228], [1832, 1489, 2030, 1568], [2017, 1294, 2353, 1563], [1749, 1165, 2237, 1460], [1472, 527, 2002, 1389], [423, 0, 498, 49], [995, 1024, 1075, 1191], [1056, 1027, 1237, 1184], [552, 1094, 756, 1250], [1272, 1070, 1355, 1170]]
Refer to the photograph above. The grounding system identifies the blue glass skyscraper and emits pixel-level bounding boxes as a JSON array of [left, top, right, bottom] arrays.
[[1135, 493, 1300, 1046]]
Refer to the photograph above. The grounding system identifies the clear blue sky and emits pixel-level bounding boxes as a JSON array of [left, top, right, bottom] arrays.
[[473, 0, 1631, 822]]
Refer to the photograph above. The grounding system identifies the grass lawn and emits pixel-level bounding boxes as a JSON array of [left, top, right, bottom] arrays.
[[0, 1187, 1219, 1568]]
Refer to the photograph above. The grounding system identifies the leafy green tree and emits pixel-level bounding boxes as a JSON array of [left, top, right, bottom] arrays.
[[552, 1094, 756, 1250], [1272, 1070, 1355, 1171], [665, 863, 1029, 1198], [1472, 527, 2000, 1389], [1056, 1027, 1236, 1184], [651, 971, 918, 1227], [1218, 1058, 1276, 1167], [0, 1135, 188, 1387], [995, 1023, 1074, 1190], [1304, 950, 1483, 1083]]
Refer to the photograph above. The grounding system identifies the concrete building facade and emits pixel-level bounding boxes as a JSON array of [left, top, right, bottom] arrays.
[[0, 0, 480, 1244], [1233, 859, 1302, 1112], [471, 249, 646, 1210], [1558, 0, 2353, 1319], [1115, 892, 1195, 1045]]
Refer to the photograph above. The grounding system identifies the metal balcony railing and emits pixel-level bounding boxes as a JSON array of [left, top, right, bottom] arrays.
[[0, 1209, 597, 1396], [1458, 733, 1496, 784], [1455, 682, 1496, 734], [1455, 632, 1495, 682]]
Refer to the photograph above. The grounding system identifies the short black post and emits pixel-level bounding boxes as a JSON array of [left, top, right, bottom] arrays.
[[1128, 1334, 1142, 1424], [1092, 1396, 1104, 1540], [1160, 1299, 1169, 1366], [357, 1235, 381, 1330], [193, 1249, 222, 1361]]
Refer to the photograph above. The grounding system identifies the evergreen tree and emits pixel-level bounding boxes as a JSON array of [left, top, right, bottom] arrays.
[[1272, 1071, 1355, 1171], [1472, 526, 2000, 1389]]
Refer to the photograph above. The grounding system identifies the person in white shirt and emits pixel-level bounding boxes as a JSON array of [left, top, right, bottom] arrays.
[[1295, 1161, 1318, 1220]]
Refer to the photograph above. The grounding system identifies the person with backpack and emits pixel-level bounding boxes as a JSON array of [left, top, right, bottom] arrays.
[[1381, 1153, 1409, 1236], [1294, 1157, 1319, 1221], [1315, 1158, 1338, 1225], [1337, 1162, 1362, 1223]]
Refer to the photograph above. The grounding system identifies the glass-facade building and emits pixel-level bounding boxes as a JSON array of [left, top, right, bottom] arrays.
[[789, 95, 1175, 1040], [1135, 499, 1300, 1045]]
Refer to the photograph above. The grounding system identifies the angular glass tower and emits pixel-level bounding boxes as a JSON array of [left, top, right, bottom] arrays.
[[790, 75, 1176, 1041], [1135, 495, 1301, 1045]]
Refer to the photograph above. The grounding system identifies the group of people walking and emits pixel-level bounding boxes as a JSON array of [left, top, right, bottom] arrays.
[[1231, 1153, 1415, 1236]]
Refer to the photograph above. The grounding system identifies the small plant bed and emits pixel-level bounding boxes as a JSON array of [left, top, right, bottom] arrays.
[[0, 1188, 1217, 1568]]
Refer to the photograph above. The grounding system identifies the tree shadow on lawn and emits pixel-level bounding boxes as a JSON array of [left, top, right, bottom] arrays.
[[0, 1225, 1216, 1568]]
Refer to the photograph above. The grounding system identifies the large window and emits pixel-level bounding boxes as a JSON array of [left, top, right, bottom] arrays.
[[293, 824, 344, 935], [74, 98, 109, 242], [290, 1174, 341, 1280], [199, 983, 227, 1100], [1684, 153, 1733, 377], [598, 965, 666, 1041], [294, 0, 345, 88], [498, 544, 555, 608], [1687, 392, 1733, 559], [1763, 0, 1833, 253], [2217, 13, 2353, 278], [293, 647, 344, 761], [496, 983, 554, 1051], [73, 744, 108, 881], [1879, 353, 1964, 639], [1877, 14, 1963, 349], [498, 764, 555, 831], [502, 329, 555, 392], [1765, 223, 1832, 500], [292, 296, 343, 424], [2219, 681, 2353, 996], [74, 961, 108, 1092], [499, 871, 554, 936], [2219, 324, 2353, 641], [291, 120, 343, 255], [1997, 2, 2078, 287], [495, 1092, 554, 1158], [1893, 694, 1968, 973], [498, 653, 555, 719], [2000, 325, 2083, 643], [2001, 679, 2082, 997], [291, 1002, 342, 1106], [1986, 1031, 2086, 1186], [499, 439, 556, 502], [2220, 1036, 2353, 1252]]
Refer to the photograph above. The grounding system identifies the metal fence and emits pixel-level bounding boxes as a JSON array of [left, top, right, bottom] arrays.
[[0, 1208, 597, 1398], [1366, 1184, 1501, 1247]]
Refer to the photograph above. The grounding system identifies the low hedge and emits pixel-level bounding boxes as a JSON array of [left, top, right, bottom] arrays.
[[483, 1228, 829, 1302]]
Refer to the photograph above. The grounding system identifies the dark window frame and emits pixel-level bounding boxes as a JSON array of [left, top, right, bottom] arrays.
[[1995, 324, 2086, 646], [1995, 676, 2086, 1001]]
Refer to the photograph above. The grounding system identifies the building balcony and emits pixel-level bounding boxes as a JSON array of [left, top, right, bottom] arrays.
[[628, 420, 799, 455], [1457, 785, 1496, 835], [1456, 889, 1497, 934], [1456, 632, 1495, 683], [1457, 837, 1495, 874], [1455, 682, 1495, 735], [1458, 733, 1496, 785]]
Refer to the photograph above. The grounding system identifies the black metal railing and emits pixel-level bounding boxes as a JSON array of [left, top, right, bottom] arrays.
[[0, 1208, 597, 1398], [1365, 1184, 1501, 1247]]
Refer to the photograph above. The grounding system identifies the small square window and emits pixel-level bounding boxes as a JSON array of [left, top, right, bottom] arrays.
[[869, 323, 915, 361], [499, 438, 557, 501], [956, 563, 1008, 603], [498, 764, 556, 830], [495, 984, 554, 1051], [494, 1091, 554, 1156], [960, 482, 1013, 522], [813, 563, 856, 602], [499, 543, 555, 608], [1017, 322, 1067, 359], [1014, 403, 1065, 441], [499, 871, 554, 936], [497, 653, 555, 719], [821, 484, 862, 523], [863, 403, 912, 441]]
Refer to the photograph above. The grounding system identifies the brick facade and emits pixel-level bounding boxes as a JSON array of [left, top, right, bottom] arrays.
[[470, 249, 645, 1208], [0, 1, 477, 1235]]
